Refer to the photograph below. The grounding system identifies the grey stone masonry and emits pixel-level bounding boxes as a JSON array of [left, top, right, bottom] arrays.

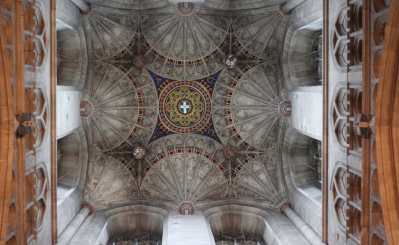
[[57, 207, 90, 245], [284, 0, 307, 11], [163, 211, 216, 245], [69, 0, 90, 12], [284, 207, 325, 245]]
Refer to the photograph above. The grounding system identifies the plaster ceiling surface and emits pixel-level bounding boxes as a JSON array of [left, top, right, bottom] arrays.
[[81, 1, 289, 215]]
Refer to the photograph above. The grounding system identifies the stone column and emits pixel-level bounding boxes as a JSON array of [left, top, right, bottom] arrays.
[[163, 211, 215, 245], [69, 0, 91, 13], [279, 201, 325, 245], [279, 0, 307, 15], [284, 0, 307, 11], [56, 86, 82, 139], [289, 86, 323, 141], [57, 203, 93, 245]]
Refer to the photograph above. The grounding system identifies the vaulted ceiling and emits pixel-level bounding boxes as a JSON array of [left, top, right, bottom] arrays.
[[80, 2, 289, 214]]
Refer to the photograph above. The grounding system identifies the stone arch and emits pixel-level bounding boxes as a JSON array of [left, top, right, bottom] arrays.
[[209, 211, 266, 244], [106, 210, 165, 244], [69, 205, 168, 245], [282, 4, 323, 91], [288, 25, 323, 87], [286, 129, 322, 194], [281, 126, 322, 236], [57, 129, 84, 201], [56, 20, 85, 88], [56, 0, 89, 90], [204, 205, 311, 245], [56, 127, 89, 235]]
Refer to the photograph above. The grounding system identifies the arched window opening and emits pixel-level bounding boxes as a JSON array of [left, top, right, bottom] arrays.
[[309, 138, 323, 189], [110, 235, 162, 245], [56, 20, 84, 139], [57, 131, 82, 204], [210, 213, 266, 245], [284, 129, 323, 204], [310, 32, 323, 85], [215, 234, 264, 245], [205, 205, 312, 245], [288, 19, 323, 87], [56, 20, 83, 87], [281, 128, 323, 235], [106, 212, 164, 245]]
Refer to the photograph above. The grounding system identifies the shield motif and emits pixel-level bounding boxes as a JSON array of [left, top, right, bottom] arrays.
[[179, 100, 191, 115]]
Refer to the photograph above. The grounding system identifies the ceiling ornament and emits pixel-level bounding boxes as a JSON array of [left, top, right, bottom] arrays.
[[132, 54, 146, 68], [212, 64, 285, 151], [178, 201, 195, 215], [177, 2, 194, 16], [86, 63, 158, 152], [159, 81, 211, 133], [278, 200, 292, 214], [223, 146, 238, 160], [133, 146, 146, 160], [81, 202, 94, 214], [278, 4, 292, 17], [80, 3, 93, 15], [149, 71, 221, 143], [278, 100, 292, 117], [164, 86, 205, 127], [140, 4, 229, 80], [80, 100, 94, 118], [224, 54, 238, 69]]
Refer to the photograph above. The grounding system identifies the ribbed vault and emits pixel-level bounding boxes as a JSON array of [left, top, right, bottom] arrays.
[[79, 1, 289, 215], [140, 4, 229, 80], [141, 134, 226, 207], [204, 0, 283, 10], [232, 10, 283, 59], [104, 205, 167, 244], [85, 9, 137, 60], [87, 0, 168, 10], [86, 154, 139, 210], [88, 63, 158, 152], [212, 64, 281, 151]]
